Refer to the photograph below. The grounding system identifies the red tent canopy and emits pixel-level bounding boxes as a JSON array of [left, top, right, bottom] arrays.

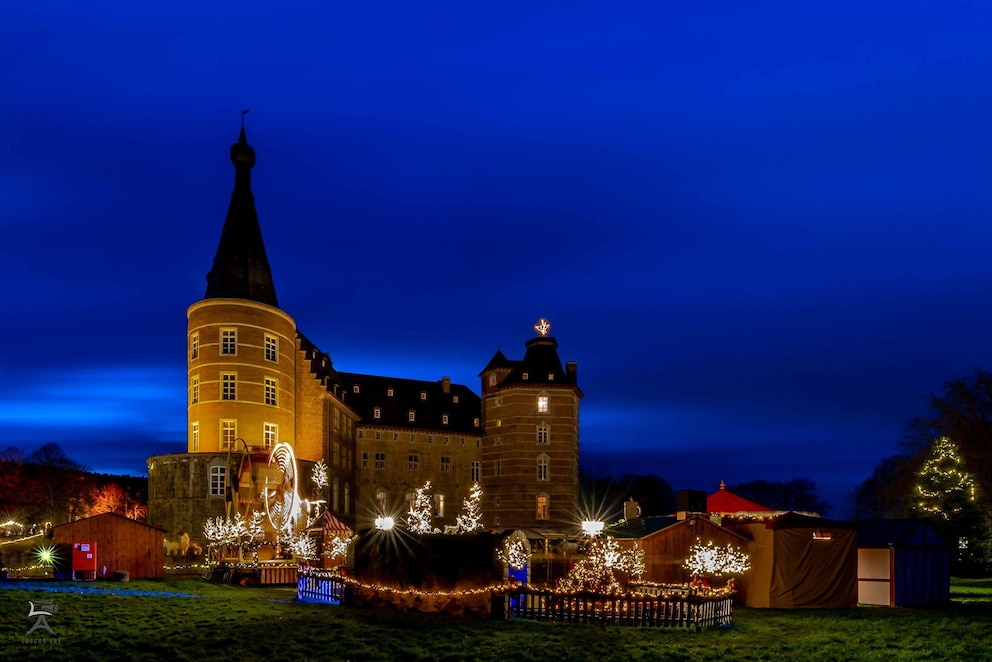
[[310, 512, 353, 537], [707, 481, 772, 513]]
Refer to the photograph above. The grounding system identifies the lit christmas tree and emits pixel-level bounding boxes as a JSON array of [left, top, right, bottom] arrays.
[[406, 481, 437, 534], [914, 436, 976, 518], [557, 536, 644, 594], [455, 482, 484, 533], [683, 539, 751, 579]]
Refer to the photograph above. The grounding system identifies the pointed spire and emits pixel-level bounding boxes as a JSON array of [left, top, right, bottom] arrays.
[[204, 115, 279, 307]]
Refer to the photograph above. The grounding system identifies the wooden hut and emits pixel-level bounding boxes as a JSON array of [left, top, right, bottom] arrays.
[[855, 518, 949, 607], [52, 513, 166, 579]]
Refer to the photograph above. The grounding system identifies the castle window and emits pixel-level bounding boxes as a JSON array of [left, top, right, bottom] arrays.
[[537, 395, 549, 413], [353, 384, 360, 393], [344, 483, 350, 514], [537, 454, 550, 481], [548, 373, 554, 381], [427, 435, 434, 444], [264, 423, 278, 448], [221, 373, 237, 400], [209, 465, 226, 497], [264, 377, 278, 406], [191, 375, 199, 405], [495, 436, 501, 446], [374, 452, 386, 470], [191, 422, 199, 452], [536, 493, 550, 519], [190, 334, 199, 360], [332, 477, 340, 512], [453, 395, 459, 404], [358, 430, 364, 439], [361, 452, 368, 469], [373, 407, 381, 419], [405, 492, 415, 512], [408, 454, 419, 471], [442, 414, 449, 425], [393, 432, 399, 441], [495, 397, 502, 407], [265, 335, 278, 362], [488, 375, 496, 386], [434, 494, 445, 517], [471, 461, 480, 482], [444, 436, 450, 445], [220, 420, 236, 449], [376, 489, 387, 512], [410, 433, 416, 442], [375, 431, 382, 441], [476, 439, 481, 447], [495, 460, 502, 476], [221, 329, 237, 355], [440, 456, 451, 472], [408, 411, 416, 422], [473, 417, 480, 427], [522, 372, 529, 380], [537, 424, 549, 445], [387, 387, 394, 397], [420, 391, 427, 400]]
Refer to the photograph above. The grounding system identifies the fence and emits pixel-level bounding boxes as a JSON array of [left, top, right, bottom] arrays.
[[506, 587, 734, 631], [298, 569, 347, 604]]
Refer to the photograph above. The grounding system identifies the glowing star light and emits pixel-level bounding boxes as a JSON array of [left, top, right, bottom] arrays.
[[534, 318, 551, 337]]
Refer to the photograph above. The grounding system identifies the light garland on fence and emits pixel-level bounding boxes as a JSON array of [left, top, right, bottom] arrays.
[[0, 532, 44, 547], [557, 536, 645, 594], [683, 539, 751, 577]]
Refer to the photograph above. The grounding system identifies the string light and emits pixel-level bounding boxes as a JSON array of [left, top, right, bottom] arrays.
[[405, 481, 437, 534], [683, 539, 751, 577], [557, 536, 645, 594], [914, 436, 977, 519], [498, 536, 529, 569], [455, 482, 484, 533]]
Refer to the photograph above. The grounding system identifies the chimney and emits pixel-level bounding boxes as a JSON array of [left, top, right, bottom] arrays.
[[441, 376, 451, 393], [623, 498, 641, 521], [566, 362, 578, 380]]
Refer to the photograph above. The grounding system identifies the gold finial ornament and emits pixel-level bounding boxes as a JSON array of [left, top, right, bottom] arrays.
[[534, 318, 551, 337]]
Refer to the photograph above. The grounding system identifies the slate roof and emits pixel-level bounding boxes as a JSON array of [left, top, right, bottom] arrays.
[[337, 371, 482, 434], [204, 125, 279, 308], [480, 336, 582, 394], [607, 516, 678, 539]]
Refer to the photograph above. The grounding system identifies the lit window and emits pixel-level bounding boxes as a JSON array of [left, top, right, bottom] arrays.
[[221, 329, 237, 355], [440, 456, 451, 472], [209, 466, 226, 497], [220, 420, 237, 449], [374, 407, 381, 419], [376, 489, 387, 512], [495, 397, 502, 406], [265, 335, 278, 362], [488, 375, 496, 386], [537, 424, 549, 444], [434, 494, 445, 517], [536, 494, 549, 519], [473, 417, 480, 427], [374, 452, 386, 470], [408, 411, 416, 422], [264, 423, 278, 448], [191, 422, 199, 452], [537, 396, 549, 413], [375, 431, 381, 440], [264, 377, 277, 406], [496, 419, 501, 427], [444, 436, 449, 445], [471, 461, 480, 482], [548, 373, 554, 381], [495, 460, 502, 476], [387, 387, 394, 397], [221, 373, 236, 400], [353, 384, 360, 393], [191, 375, 199, 405], [522, 372, 529, 380], [408, 454, 419, 471], [537, 454, 549, 481], [361, 452, 368, 469], [420, 391, 427, 400], [453, 395, 459, 403], [190, 334, 199, 360], [442, 414, 449, 425]]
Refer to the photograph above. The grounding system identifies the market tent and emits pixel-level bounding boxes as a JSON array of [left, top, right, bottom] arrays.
[[707, 481, 773, 516], [855, 518, 949, 606], [737, 512, 858, 608]]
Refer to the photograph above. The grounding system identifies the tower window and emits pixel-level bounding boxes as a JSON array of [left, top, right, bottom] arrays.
[[537, 424, 549, 444], [537, 395, 549, 413], [191, 375, 199, 405], [495, 460, 502, 476], [471, 461, 480, 482], [221, 373, 237, 400], [264, 377, 278, 406], [488, 375, 496, 386], [264, 423, 278, 448], [191, 422, 199, 452], [536, 494, 549, 519], [537, 454, 550, 481], [265, 335, 278, 362], [209, 465, 226, 497], [220, 329, 237, 355], [220, 420, 236, 450], [190, 334, 199, 360]]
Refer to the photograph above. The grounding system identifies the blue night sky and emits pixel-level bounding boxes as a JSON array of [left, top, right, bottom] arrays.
[[4, 1, 992, 516]]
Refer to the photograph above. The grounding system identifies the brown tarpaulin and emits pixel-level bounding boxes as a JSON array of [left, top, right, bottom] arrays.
[[741, 517, 858, 608]]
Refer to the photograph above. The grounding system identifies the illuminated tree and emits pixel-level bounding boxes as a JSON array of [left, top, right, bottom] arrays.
[[455, 482, 483, 533], [558, 536, 644, 594], [683, 540, 751, 578], [406, 481, 437, 534]]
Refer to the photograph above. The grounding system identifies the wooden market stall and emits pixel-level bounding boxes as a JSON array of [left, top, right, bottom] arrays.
[[52, 512, 166, 579]]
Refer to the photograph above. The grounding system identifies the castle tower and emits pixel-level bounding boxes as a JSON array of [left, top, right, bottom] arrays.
[[186, 122, 298, 455], [480, 319, 582, 531]]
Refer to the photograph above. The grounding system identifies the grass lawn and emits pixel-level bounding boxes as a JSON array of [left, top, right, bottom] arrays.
[[0, 577, 990, 661]]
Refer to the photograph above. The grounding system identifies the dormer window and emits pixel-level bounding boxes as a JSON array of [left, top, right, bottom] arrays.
[[488, 375, 496, 386], [408, 411, 416, 422], [522, 372, 529, 380], [387, 388, 394, 397], [353, 385, 360, 393], [420, 391, 427, 400], [373, 407, 381, 419], [453, 395, 459, 404], [548, 373, 554, 381], [442, 414, 449, 425]]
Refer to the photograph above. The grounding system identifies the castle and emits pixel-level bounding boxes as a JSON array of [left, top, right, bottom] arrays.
[[147, 125, 582, 543]]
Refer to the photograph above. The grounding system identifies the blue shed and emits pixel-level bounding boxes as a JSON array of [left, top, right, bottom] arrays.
[[855, 519, 949, 607]]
